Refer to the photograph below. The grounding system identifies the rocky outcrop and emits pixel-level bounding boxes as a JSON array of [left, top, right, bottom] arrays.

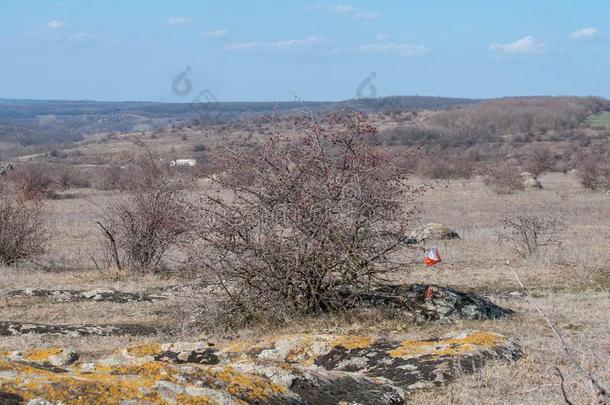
[[520, 172, 543, 189], [0, 331, 521, 404], [6, 288, 167, 303], [0, 321, 155, 337], [356, 284, 513, 322], [407, 223, 460, 243]]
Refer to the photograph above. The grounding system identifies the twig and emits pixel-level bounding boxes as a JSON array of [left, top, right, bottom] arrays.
[[555, 366, 575, 405], [508, 266, 610, 404]]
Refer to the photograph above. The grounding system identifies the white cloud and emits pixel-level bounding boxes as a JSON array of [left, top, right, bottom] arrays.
[[489, 36, 546, 54], [375, 34, 389, 41], [164, 17, 195, 25], [307, 3, 380, 19], [46, 20, 65, 29], [203, 29, 228, 38], [356, 42, 427, 56], [570, 28, 599, 40], [68, 32, 99, 41], [225, 36, 326, 51]]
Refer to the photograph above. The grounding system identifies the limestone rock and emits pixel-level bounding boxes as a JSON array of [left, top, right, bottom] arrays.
[[0, 321, 154, 337], [7, 348, 78, 367], [407, 223, 460, 243], [7, 288, 167, 303], [0, 331, 521, 404]]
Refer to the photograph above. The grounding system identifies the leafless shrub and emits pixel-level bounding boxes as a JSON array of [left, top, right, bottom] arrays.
[[93, 144, 193, 272], [417, 157, 476, 179], [8, 163, 53, 199], [0, 183, 47, 265], [522, 144, 556, 177], [576, 148, 610, 191], [98, 163, 125, 190], [56, 165, 91, 189], [484, 163, 524, 194], [194, 110, 420, 326], [499, 214, 565, 257]]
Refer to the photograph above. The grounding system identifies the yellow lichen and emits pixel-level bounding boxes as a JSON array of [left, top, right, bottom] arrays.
[[389, 332, 507, 359], [0, 360, 162, 404], [23, 348, 65, 362], [126, 343, 163, 357], [331, 335, 373, 350], [212, 366, 287, 399]]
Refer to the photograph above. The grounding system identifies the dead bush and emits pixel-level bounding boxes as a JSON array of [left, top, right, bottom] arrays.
[[499, 214, 565, 257], [577, 150, 610, 191], [0, 183, 47, 265], [195, 110, 420, 325], [93, 146, 193, 272], [56, 166, 90, 189], [417, 156, 476, 179], [8, 163, 53, 199], [483, 163, 524, 194]]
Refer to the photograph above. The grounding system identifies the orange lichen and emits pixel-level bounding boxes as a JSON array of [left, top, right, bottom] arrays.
[[96, 361, 177, 382], [212, 366, 287, 399], [23, 348, 65, 362], [0, 359, 160, 404], [126, 343, 163, 357], [223, 340, 251, 354], [331, 335, 373, 350], [389, 332, 507, 359]]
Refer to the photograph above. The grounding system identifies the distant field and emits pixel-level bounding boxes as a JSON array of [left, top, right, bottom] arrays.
[[586, 111, 610, 128]]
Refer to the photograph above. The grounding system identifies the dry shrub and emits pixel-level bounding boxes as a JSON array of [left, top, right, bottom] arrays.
[[522, 144, 556, 177], [417, 157, 476, 179], [0, 183, 47, 265], [55, 165, 90, 189], [195, 110, 419, 325], [483, 163, 524, 194], [499, 214, 565, 257], [8, 163, 53, 199], [577, 148, 610, 191], [94, 147, 193, 272]]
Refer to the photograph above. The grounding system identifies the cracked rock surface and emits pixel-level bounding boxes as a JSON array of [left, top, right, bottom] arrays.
[[0, 331, 521, 404]]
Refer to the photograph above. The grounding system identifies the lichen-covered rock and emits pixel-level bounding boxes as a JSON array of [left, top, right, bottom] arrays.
[[356, 284, 513, 322], [7, 348, 78, 367], [7, 288, 167, 303], [0, 321, 155, 337], [407, 223, 460, 243], [0, 331, 521, 404]]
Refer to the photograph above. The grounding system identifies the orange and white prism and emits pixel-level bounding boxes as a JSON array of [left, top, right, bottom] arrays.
[[424, 246, 442, 267]]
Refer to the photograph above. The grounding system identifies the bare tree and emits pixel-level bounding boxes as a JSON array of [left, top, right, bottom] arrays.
[[194, 110, 420, 323]]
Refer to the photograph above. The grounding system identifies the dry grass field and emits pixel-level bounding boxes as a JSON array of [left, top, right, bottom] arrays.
[[0, 169, 607, 404]]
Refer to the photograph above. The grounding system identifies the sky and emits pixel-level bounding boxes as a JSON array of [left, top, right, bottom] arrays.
[[1, 0, 609, 102]]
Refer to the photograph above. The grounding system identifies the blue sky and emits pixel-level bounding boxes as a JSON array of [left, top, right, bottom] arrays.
[[1, 0, 609, 102]]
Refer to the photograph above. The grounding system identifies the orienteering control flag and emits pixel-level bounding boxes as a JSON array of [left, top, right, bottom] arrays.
[[424, 246, 441, 267]]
